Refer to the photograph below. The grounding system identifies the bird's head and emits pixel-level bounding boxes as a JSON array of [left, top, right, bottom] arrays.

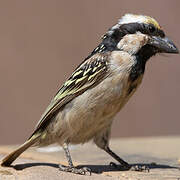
[[100, 14, 179, 61]]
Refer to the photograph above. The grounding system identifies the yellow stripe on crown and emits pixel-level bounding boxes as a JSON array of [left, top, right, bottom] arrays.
[[145, 16, 161, 29]]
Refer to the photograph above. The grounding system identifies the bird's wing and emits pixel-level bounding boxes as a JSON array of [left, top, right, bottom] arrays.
[[29, 53, 110, 138]]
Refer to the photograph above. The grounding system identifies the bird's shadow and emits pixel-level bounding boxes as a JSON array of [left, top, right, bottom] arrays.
[[12, 162, 180, 174]]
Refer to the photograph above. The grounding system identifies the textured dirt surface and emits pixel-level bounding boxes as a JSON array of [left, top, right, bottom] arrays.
[[0, 136, 180, 180], [0, 0, 180, 145]]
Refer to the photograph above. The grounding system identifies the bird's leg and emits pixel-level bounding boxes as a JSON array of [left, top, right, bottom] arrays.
[[105, 146, 130, 167], [59, 143, 91, 175], [94, 127, 149, 172], [105, 146, 149, 172]]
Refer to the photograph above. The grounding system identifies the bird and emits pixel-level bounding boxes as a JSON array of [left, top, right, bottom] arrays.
[[1, 13, 179, 175]]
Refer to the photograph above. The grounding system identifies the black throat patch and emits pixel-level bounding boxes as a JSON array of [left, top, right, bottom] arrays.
[[127, 45, 157, 95], [129, 44, 157, 82]]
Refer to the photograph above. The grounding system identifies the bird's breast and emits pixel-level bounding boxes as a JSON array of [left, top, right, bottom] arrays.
[[45, 51, 143, 145]]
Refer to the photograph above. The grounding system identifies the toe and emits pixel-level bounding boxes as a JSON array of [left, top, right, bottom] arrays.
[[82, 167, 91, 176], [59, 164, 68, 172], [130, 165, 150, 172], [59, 164, 91, 175]]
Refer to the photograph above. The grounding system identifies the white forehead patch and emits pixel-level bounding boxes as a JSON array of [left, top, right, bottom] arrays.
[[119, 14, 147, 25]]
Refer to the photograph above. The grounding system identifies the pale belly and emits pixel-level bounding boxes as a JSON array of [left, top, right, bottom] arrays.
[[37, 70, 143, 146]]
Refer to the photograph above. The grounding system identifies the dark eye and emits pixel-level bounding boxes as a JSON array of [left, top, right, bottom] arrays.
[[148, 25, 156, 33]]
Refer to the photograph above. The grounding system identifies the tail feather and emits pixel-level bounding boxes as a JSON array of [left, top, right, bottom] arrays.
[[1, 133, 40, 167]]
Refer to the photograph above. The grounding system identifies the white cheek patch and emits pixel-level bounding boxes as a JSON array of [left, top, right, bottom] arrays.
[[117, 32, 149, 55]]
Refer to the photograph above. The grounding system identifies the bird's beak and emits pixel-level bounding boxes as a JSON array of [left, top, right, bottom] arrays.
[[149, 36, 179, 54]]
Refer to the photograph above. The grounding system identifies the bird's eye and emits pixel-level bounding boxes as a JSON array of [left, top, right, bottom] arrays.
[[148, 25, 156, 33]]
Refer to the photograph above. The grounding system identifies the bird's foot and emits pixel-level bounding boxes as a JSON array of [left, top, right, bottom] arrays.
[[129, 164, 150, 172], [59, 164, 91, 175], [109, 162, 150, 172]]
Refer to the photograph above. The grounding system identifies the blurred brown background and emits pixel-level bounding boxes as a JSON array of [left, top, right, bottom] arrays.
[[0, 0, 180, 144]]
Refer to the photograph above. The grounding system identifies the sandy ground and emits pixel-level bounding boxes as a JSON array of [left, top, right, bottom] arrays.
[[0, 136, 180, 180]]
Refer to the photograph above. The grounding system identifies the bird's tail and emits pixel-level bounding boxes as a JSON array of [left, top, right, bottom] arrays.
[[1, 133, 41, 167]]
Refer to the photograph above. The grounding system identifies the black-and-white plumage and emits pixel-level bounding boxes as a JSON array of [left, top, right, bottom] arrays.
[[1, 14, 179, 175]]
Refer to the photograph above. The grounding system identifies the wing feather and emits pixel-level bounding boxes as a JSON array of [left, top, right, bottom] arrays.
[[29, 53, 109, 138]]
